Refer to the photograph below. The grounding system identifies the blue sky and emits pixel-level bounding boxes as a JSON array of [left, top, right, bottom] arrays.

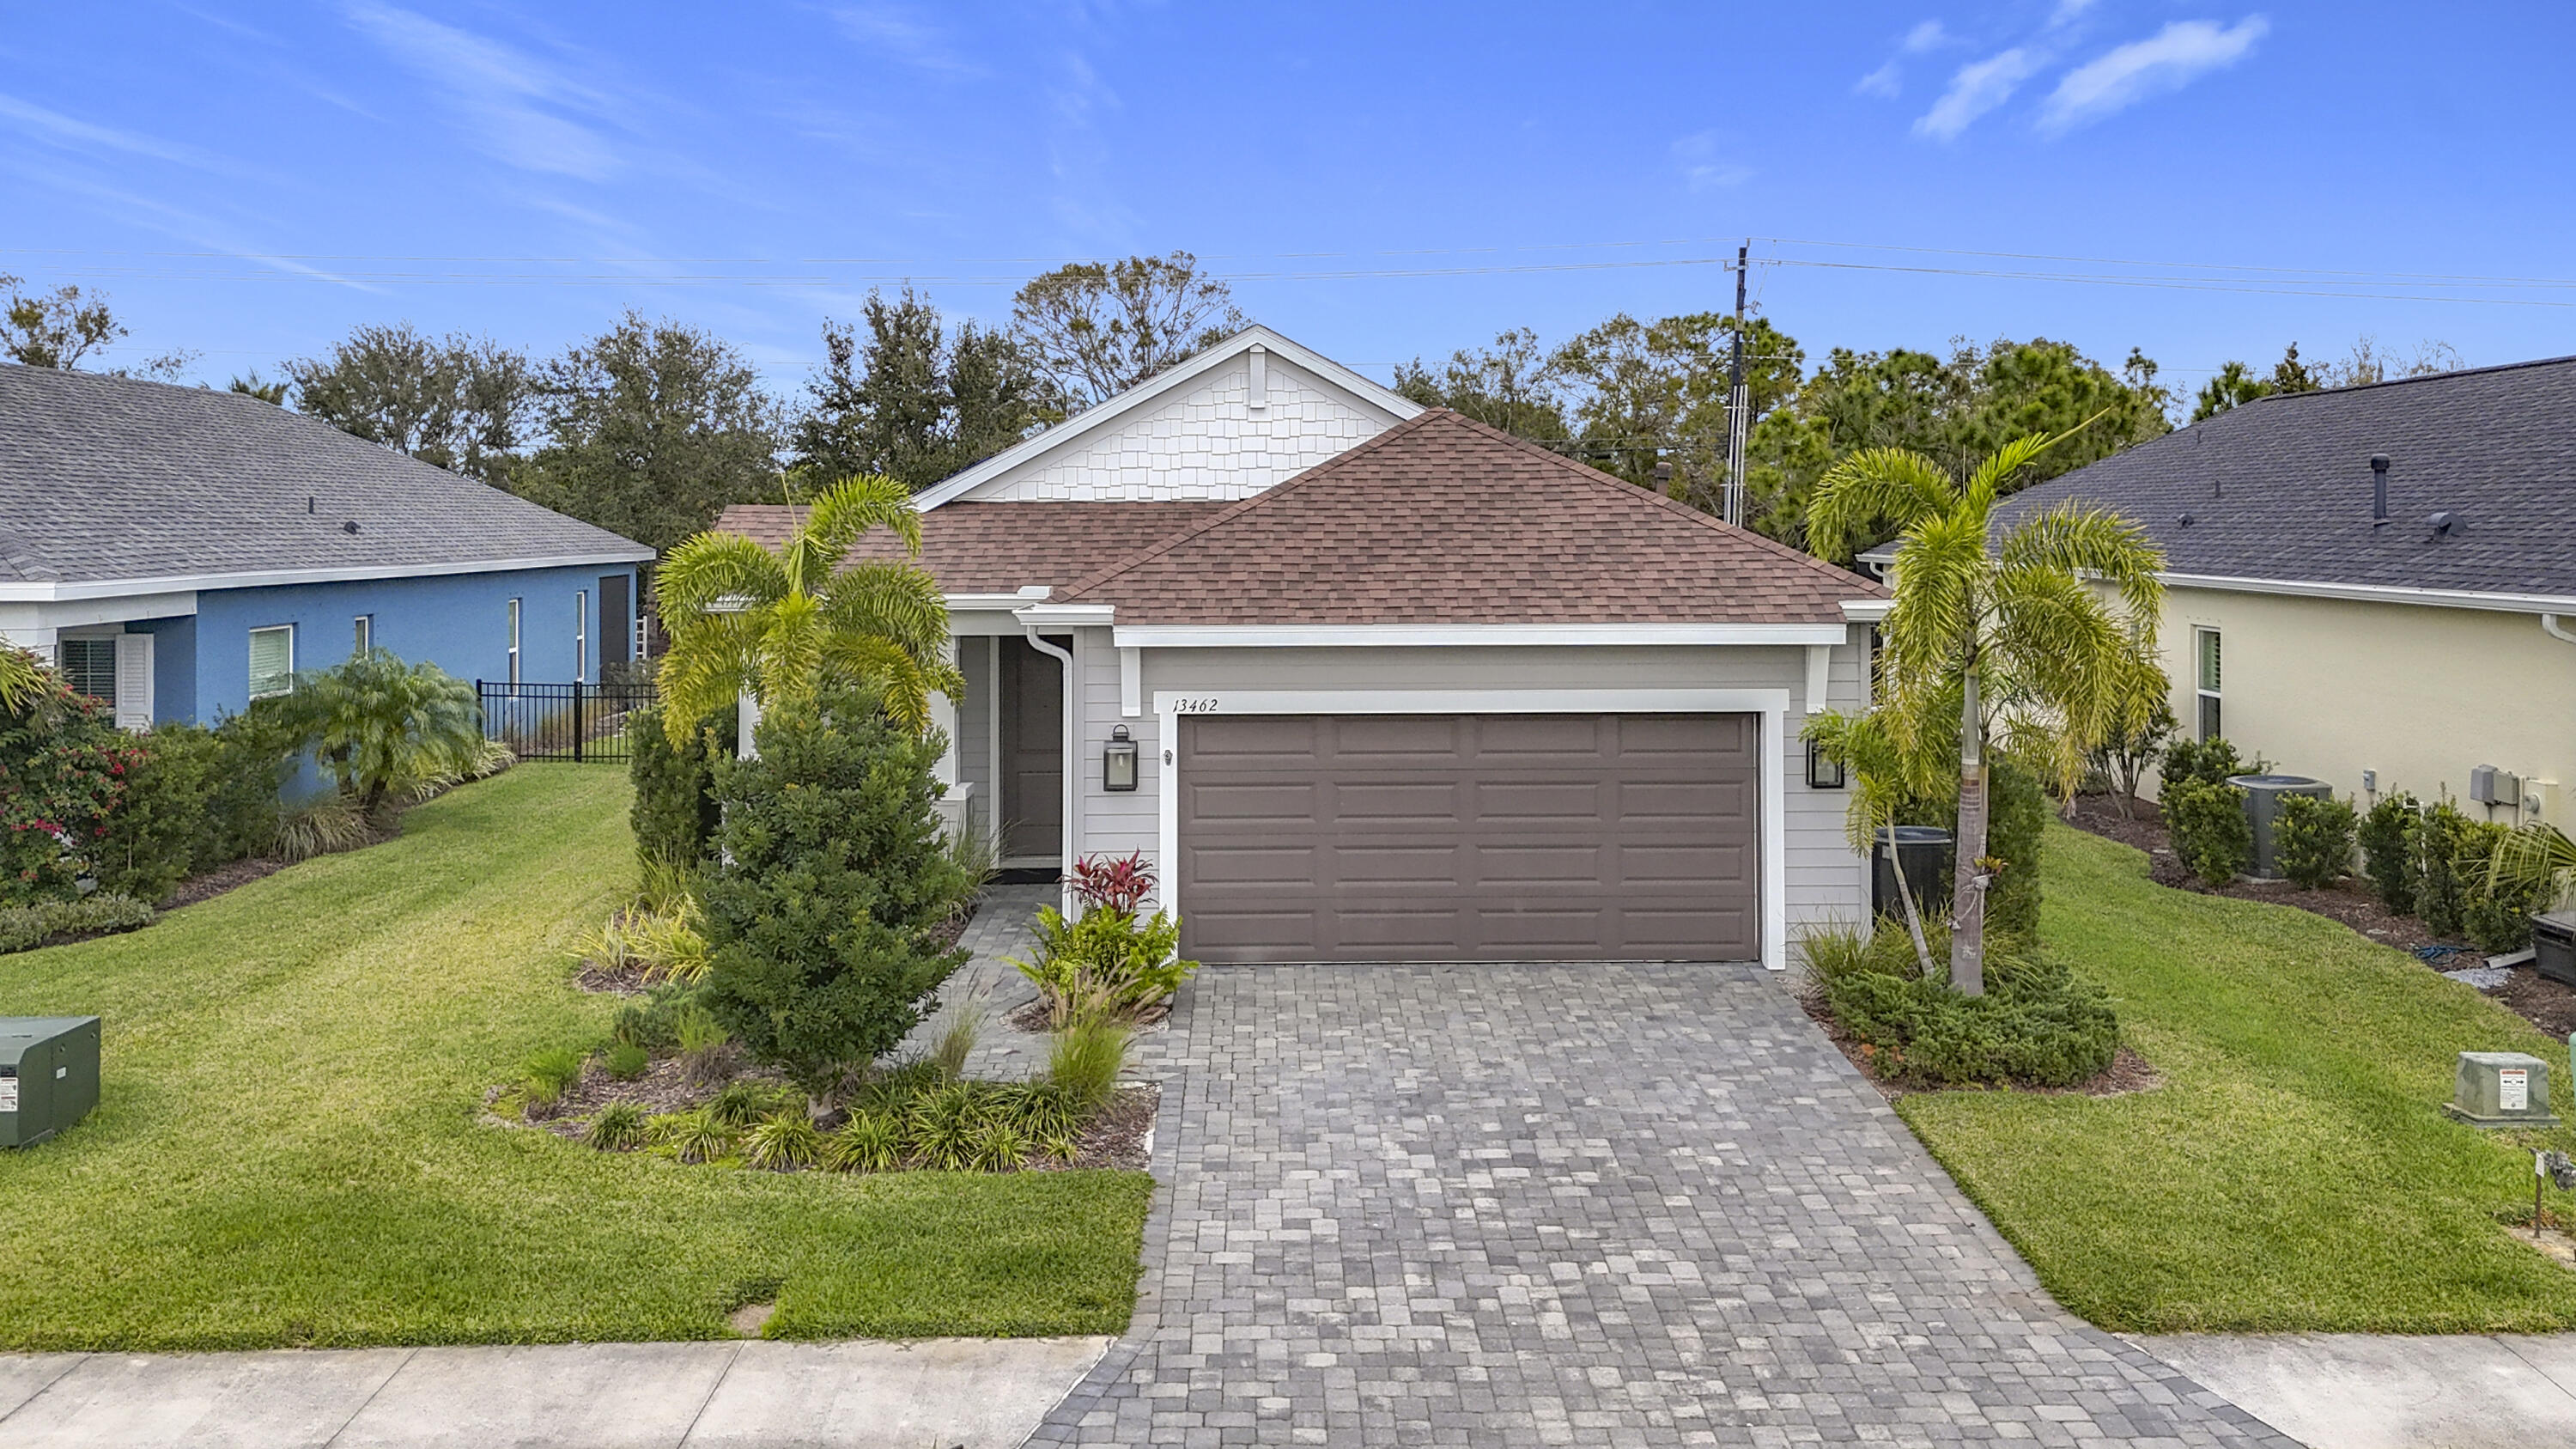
[[3, 2, 2568, 402]]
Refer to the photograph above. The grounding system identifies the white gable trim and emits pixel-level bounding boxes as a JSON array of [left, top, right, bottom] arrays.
[[912, 326, 1423, 511], [1110, 623, 1851, 648]]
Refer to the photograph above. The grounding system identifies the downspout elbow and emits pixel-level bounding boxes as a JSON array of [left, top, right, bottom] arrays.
[[1022, 624, 1078, 907], [2545, 614, 2576, 647]]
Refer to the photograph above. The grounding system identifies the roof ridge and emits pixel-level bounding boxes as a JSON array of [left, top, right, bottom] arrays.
[[2240, 351, 2576, 405], [1054, 408, 1454, 602]]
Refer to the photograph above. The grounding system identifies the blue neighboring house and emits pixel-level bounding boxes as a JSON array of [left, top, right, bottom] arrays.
[[0, 364, 653, 728]]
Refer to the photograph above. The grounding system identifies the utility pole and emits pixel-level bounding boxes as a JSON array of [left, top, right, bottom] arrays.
[[1725, 240, 1750, 527]]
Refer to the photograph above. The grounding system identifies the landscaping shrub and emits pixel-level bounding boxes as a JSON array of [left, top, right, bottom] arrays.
[[586, 1101, 649, 1151], [673, 1002, 734, 1086], [708, 1080, 797, 1129], [1814, 928, 2119, 1088], [603, 1040, 650, 1080], [905, 1083, 982, 1170], [0, 893, 154, 954], [2460, 819, 2549, 953], [1, 673, 138, 905], [2087, 700, 2175, 817], [1984, 758, 2048, 942], [969, 1119, 1031, 1172], [521, 1047, 585, 1112], [629, 705, 730, 871], [2415, 801, 2475, 938], [824, 1109, 903, 1173], [2274, 793, 2360, 890], [652, 1109, 738, 1164], [272, 799, 371, 863], [2358, 793, 2421, 914], [932, 1004, 981, 1081], [93, 724, 217, 904], [264, 649, 485, 823], [1048, 1016, 1131, 1113], [2159, 735, 2251, 795], [579, 898, 710, 985], [1016, 902, 1195, 1026], [2162, 778, 2251, 886], [698, 685, 969, 1103], [744, 1111, 824, 1171]]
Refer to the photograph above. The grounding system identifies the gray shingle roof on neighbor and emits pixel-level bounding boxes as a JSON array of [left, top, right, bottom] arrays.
[[1993, 355, 2576, 600], [0, 364, 650, 588]]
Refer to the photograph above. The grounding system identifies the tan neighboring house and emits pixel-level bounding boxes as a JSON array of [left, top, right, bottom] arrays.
[[1991, 355, 2576, 825], [720, 326, 1891, 970]]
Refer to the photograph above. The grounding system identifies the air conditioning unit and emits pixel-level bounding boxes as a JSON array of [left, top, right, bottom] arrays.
[[1, 1017, 100, 1148]]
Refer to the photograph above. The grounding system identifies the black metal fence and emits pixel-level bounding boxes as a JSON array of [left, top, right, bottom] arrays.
[[478, 679, 657, 763]]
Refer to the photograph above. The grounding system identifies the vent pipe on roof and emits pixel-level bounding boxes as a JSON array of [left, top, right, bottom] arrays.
[[2371, 454, 2390, 526]]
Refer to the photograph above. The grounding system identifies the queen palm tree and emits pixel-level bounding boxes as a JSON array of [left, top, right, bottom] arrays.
[[654, 473, 960, 734], [1807, 433, 2166, 995]]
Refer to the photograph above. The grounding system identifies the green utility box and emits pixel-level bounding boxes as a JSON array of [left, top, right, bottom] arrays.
[[1, 1017, 101, 1148]]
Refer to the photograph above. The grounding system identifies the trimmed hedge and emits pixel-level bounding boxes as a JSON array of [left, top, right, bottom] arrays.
[[1807, 924, 2117, 1089], [2275, 793, 2360, 891], [0, 893, 154, 955], [2163, 778, 2251, 886]]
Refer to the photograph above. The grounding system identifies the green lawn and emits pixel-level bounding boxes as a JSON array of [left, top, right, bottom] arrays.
[[0, 766, 1151, 1351], [1899, 822, 2576, 1334]]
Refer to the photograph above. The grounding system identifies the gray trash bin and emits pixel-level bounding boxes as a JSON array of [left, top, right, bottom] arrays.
[[2227, 775, 2332, 880]]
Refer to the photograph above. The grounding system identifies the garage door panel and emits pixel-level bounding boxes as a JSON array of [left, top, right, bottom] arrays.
[[1179, 712, 1759, 964]]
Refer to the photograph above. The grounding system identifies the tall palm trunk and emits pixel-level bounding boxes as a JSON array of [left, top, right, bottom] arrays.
[[1951, 668, 1989, 996]]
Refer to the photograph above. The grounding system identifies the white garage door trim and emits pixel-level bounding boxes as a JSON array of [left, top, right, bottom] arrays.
[[1154, 687, 1790, 971]]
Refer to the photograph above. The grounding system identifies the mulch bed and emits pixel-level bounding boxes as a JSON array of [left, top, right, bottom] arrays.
[[1795, 980, 2162, 1103], [158, 856, 291, 910], [1005, 995, 1171, 1033], [2065, 791, 2576, 1038]]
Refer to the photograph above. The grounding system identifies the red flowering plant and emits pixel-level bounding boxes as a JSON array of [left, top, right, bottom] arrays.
[[1069, 849, 1156, 916], [0, 656, 138, 906], [1012, 849, 1200, 1026]]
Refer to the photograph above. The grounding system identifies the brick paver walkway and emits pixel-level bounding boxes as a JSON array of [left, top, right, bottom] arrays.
[[1031, 963, 2297, 1447]]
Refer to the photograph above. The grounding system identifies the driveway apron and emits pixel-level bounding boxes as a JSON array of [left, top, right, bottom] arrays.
[[1032, 962, 2297, 1447]]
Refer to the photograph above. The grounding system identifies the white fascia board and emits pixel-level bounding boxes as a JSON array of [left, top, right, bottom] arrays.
[[1838, 600, 1893, 623], [911, 325, 1423, 512], [2159, 572, 2576, 614], [1112, 623, 1846, 648], [0, 551, 654, 604], [1015, 602, 1116, 628], [945, 593, 1044, 611]]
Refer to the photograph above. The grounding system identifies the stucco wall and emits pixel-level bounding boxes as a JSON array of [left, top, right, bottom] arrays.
[[1060, 637, 1874, 940], [2154, 586, 2576, 819], [957, 355, 1403, 502]]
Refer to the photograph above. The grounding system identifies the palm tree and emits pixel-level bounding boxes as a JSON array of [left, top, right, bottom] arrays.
[[270, 649, 486, 823], [654, 474, 960, 734], [1807, 434, 2166, 995], [0, 646, 39, 712]]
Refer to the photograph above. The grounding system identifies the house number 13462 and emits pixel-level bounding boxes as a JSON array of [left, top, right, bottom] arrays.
[[1172, 697, 1222, 713]]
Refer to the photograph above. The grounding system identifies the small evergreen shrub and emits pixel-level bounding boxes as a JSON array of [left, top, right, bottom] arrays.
[[2459, 819, 2548, 953], [2358, 793, 2421, 914], [1, 675, 137, 905], [94, 724, 218, 903], [1984, 758, 2048, 941], [1014, 898, 1198, 1027], [699, 685, 970, 1098], [653, 1109, 737, 1164], [586, 1102, 649, 1151], [604, 1040, 650, 1081], [1817, 935, 2119, 1089], [629, 705, 729, 871], [2162, 778, 2251, 886], [2275, 794, 2360, 890], [0, 893, 154, 954], [823, 1110, 904, 1173], [904, 1083, 984, 1171], [969, 1119, 1030, 1172], [521, 1047, 585, 1111], [2415, 801, 2474, 938], [2159, 736, 2249, 795], [743, 1111, 824, 1171]]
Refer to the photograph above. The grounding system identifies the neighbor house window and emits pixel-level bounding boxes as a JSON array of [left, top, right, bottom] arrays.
[[249, 625, 295, 699], [2194, 628, 2222, 741], [506, 598, 522, 688], [353, 614, 373, 657], [58, 637, 117, 706], [574, 589, 587, 684]]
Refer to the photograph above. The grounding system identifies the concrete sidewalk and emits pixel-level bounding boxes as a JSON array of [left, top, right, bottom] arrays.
[[2137, 1333, 2576, 1448], [0, 1337, 1109, 1449]]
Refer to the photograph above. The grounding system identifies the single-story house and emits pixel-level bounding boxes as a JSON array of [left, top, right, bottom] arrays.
[[719, 326, 1888, 969], [0, 364, 654, 728], [1990, 354, 2576, 825]]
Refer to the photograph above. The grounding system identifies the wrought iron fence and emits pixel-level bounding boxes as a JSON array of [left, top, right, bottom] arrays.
[[478, 679, 657, 763]]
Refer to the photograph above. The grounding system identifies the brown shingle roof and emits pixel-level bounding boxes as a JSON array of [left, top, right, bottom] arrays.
[[1054, 410, 1884, 624], [712, 500, 1231, 594]]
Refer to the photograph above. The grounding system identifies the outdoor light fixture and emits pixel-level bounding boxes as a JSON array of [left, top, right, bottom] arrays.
[[1103, 724, 1139, 791], [1807, 740, 1846, 790]]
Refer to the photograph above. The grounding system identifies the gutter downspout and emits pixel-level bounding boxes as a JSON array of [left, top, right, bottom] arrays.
[[1022, 624, 1078, 913], [2545, 615, 2576, 647]]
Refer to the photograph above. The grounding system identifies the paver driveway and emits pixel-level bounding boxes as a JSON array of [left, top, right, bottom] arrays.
[[1031, 963, 2296, 1447]]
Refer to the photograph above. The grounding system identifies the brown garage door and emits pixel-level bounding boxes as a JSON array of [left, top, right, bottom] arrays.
[[1176, 713, 1759, 964]]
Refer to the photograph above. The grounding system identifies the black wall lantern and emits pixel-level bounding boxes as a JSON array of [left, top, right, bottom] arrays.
[[1103, 723, 1139, 791], [1807, 739, 1847, 790]]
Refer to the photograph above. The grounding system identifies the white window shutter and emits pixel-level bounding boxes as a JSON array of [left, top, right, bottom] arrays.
[[113, 633, 154, 731]]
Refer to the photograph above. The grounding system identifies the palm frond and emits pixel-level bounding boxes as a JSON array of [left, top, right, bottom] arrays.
[[656, 533, 787, 624], [1804, 447, 1959, 563], [801, 474, 921, 571], [820, 560, 954, 662], [1959, 432, 2057, 511], [656, 612, 761, 727], [1998, 502, 2166, 629], [817, 632, 943, 731]]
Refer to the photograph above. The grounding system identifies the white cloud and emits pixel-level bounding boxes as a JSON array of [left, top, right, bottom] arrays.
[[1855, 61, 1902, 98], [829, 4, 980, 76], [0, 94, 254, 176], [1670, 131, 1753, 191], [1914, 48, 2039, 140], [2041, 16, 2269, 131], [1903, 20, 1950, 52], [343, 3, 626, 180], [2049, 0, 2099, 25]]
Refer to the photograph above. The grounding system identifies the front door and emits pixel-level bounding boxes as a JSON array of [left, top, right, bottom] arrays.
[[998, 635, 1065, 863]]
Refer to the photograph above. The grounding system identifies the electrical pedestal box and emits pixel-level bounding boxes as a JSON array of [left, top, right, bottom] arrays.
[[2444, 1050, 2560, 1129], [0, 1017, 101, 1148]]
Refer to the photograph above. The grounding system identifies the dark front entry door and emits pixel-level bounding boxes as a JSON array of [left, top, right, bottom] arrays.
[[998, 635, 1066, 861], [599, 575, 630, 667]]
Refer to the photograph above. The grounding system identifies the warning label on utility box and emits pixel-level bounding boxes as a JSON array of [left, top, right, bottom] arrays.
[[0, 1076, 15, 1112], [2502, 1068, 2530, 1111]]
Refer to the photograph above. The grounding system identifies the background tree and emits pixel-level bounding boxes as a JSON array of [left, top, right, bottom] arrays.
[[1393, 328, 1572, 443], [286, 322, 531, 484], [513, 313, 785, 554], [1010, 251, 1245, 411], [1807, 435, 2166, 995], [653, 474, 960, 734], [791, 290, 1040, 490], [228, 371, 289, 404], [2191, 360, 2275, 421], [1552, 313, 1804, 509], [1, 273, 193, 377]]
